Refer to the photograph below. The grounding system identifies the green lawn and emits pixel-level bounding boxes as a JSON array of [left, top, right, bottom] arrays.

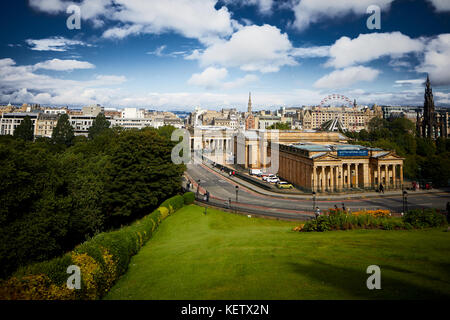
[[105, 205, 450, 300]]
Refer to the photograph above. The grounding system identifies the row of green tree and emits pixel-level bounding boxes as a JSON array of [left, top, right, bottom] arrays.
[[1, 113, 185, 278], [345, 117, 450, 187]]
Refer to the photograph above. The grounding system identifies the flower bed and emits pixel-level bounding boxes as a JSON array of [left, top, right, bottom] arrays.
[[296, 208, 446, 232]]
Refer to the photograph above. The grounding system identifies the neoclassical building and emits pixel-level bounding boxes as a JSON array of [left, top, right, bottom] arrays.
[[276, 143, 404, 193]]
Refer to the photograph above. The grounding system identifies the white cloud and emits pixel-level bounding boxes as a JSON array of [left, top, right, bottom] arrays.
[[0, 58, 126, 106], [187, 24, 297, 73], [326, 32, 425, 68], [188, 67, 258, 90], [394, 79, 424, 87], [30, 0, 236, 43], [102, 24, 144, 39], [33, 59, 95, 71], [434, 91, 450, 104], [188, 67, 229, 89], [223, 0, 274, 14], [290, 0, 395, 31], [147, 45, 167, 57], [427, 0, 450, 12], [416, 34, 450, 86], [291, 45, 330, 58], [26, 37, 89, 51], [29, 0, 66, 14], [314, 66, 380, 89]]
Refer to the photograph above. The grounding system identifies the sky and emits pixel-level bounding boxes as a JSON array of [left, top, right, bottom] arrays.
[[1, 0, 450, 111]]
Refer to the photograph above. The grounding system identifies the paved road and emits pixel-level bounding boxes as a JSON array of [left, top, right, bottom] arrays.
[[186, 163, 449, 219]]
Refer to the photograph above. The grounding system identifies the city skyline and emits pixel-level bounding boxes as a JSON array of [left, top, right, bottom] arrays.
[[1, 0, 450, 110]]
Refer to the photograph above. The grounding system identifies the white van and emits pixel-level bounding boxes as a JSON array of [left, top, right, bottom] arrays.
[[249, 168, 262, 176]]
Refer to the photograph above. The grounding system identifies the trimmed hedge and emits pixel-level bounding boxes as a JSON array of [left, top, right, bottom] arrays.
[[0, 193, 189, 300], [183, 192, 195, 205]]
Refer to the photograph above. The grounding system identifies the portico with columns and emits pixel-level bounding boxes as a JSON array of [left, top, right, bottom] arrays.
[[277, 143, 404, 193]]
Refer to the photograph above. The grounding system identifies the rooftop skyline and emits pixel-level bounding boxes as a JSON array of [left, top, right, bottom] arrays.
[[1, 0, 450, 110]]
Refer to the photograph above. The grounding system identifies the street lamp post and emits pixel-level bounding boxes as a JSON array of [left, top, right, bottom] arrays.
[[403, 190, 408, 213], [197, 179, 201, 199], [312, 191, 316, 212], [403, 191, 408, 213]]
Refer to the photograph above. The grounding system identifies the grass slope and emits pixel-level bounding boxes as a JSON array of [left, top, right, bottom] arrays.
[[105, 205, 450, 300]]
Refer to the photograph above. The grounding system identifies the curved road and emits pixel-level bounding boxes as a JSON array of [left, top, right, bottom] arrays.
[[186, 163, 449, 220]]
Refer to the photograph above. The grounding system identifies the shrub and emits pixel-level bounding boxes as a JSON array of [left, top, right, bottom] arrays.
[[0, 193, 190, 300], [402, 209, 447, 228], [183, 192, 195, 205], [160, 194, 184, 213]]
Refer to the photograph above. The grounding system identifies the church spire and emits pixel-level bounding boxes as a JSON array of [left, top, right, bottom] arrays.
[[248, 92, 252, 113]]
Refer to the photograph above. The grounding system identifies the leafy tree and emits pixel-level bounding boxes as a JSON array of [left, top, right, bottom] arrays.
[[267, 122, 291, 130], [103, 129, 185, 226], [13, 115, 34, 141], [88, 113, 110, 139], [52, 113, 74, 146], [157, 125, 177, 140]]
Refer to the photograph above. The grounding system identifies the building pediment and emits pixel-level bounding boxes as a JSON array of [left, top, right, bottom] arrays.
[[371, 151, 404, 160], [311, 152, 340, 161]]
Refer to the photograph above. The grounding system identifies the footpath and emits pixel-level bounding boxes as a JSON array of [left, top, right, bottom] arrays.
[[196, 159, 449, 201]]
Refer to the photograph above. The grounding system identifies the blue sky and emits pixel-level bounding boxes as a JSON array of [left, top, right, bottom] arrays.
[[1, 0, 450, 110]]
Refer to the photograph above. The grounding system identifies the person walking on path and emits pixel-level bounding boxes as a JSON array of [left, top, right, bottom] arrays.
[[314, 207, 321, 219], [379, 183, 384, 194]]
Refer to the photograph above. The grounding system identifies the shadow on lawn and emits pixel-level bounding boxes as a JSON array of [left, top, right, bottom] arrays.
[[288, 259, 449, 299]]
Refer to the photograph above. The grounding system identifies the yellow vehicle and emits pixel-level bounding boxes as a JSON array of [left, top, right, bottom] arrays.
[[276, 181, 293, 189]]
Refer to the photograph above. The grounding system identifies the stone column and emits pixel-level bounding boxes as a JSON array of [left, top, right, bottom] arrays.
[[355, 163, 359, 188], [339, 165, 343, 191], [363, 163, 369, 190], [385, 164, 389, 187], [400, 165, 403, 188], [321, 166, 325, 192], [377, 165, 381, 186], [330, 166, 333, 191], [393, 164, 397, 189], [312, 166, 316, 192]]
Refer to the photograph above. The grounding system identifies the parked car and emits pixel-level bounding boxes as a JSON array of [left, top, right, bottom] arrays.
[[249, 168, 262, 176], [276, 181, 293, 189], [263, 174, 277, 181], [266, 177, 280, 183]]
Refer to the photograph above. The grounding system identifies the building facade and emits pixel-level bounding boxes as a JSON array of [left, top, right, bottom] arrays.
[[277, 143, 404, 193], [299, 105, 382, 132], [0, 112, 39, 136], [35, 113, 59, 138]]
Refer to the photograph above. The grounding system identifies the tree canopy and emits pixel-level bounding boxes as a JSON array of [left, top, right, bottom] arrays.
[[13, 115, 34, 141], [88, 113, 111, 139], [52, 113, 74, 146]]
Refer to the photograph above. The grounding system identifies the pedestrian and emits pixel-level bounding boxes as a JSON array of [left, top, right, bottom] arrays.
[[206, 191, 210, 202], [379, 183, 384, 194], [342, 203, 346, 212], [314, 207, 321, 219], [334, 205, 338, 210]]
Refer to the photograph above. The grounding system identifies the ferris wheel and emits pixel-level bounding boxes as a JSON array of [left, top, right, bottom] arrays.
[[319, 94, 354, 108]]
